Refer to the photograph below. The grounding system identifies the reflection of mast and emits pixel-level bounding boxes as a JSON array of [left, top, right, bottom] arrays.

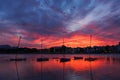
[[89, 62, 94, 80], [62, 62, 65, 80], [41, 61, 43, 80]]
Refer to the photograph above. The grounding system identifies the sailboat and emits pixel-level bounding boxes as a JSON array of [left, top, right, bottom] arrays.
[[60, 38, 70, 62], [10, 36, 26, 61], [74, 56, 83, 60], [85, 35, 97, 61], [37, 40, 49, 62]]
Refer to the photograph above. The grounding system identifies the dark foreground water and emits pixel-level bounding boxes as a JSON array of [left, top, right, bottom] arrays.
[[0, 54, 120, 80]]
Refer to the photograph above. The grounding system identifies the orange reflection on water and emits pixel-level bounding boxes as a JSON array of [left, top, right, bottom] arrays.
[[33, 60, 63, 72], [32, 58, 105, 73], [69, 59, 104, 72]]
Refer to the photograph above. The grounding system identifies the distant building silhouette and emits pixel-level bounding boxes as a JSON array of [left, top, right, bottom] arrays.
[[0, 45, 11, 49], [118, 42, 120, 53], [0, 42, 120, 54]]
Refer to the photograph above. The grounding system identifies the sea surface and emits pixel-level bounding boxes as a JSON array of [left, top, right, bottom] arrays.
[[0, 54, 120, 80]]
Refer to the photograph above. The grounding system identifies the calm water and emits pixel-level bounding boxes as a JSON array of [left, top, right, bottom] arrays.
[[0, 54, 120, 80]]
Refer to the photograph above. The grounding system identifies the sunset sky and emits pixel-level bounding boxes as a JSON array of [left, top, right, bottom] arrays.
[[0, 0, 120, 48]]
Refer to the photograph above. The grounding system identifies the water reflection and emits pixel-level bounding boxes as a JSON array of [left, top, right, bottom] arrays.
[[0, 54, 120, 80]]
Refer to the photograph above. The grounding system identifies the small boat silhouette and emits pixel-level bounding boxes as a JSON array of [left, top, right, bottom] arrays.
[[74, 57, 83, 60], [10, 58, 26, 61], [60, 58, 70, 62], [37, 58, 49, 62], [85, 57, 97, 61]]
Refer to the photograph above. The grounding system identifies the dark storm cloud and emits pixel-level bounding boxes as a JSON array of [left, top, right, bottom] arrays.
[[0, 0, 94, 34], [0, 0, 68, 37]]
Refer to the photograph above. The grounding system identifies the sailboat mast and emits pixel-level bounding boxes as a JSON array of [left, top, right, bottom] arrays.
[[89, 35, 92, 57], [17, 36, 22, 48], [15, 36, 22, 80], [40, 40, 43, 57], [90, 35, 92, 48], [63, 38, 64, 46], [41, 40, 42, 49]]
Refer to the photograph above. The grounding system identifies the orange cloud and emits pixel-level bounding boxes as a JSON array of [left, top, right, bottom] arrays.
[[29, 33, 118, 49]]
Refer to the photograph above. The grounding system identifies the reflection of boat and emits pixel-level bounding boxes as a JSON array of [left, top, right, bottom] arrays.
[[10, 58, 26, 61], [89, 59, 94, 80], [74, 57, 83, 60], [62, 62, 65, 80], [85, 57, 97, 61], [52, 57, 59, 59], [60, 58, 70, 62], [37, 58, 49, 62]]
